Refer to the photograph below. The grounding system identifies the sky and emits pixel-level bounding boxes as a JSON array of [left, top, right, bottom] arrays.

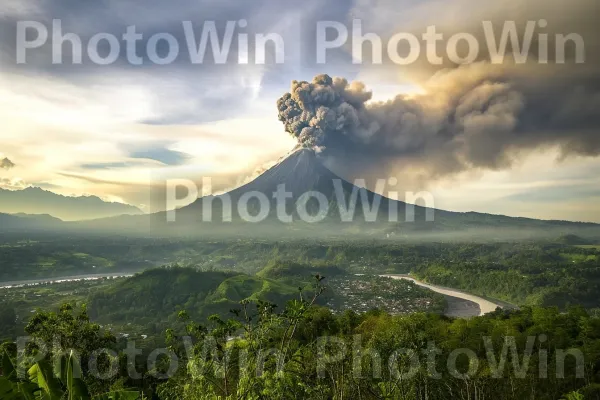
[[0, 0, 599, 222]]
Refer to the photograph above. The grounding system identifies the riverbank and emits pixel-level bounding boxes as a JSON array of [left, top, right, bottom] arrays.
[[381, 274, 514, 317]]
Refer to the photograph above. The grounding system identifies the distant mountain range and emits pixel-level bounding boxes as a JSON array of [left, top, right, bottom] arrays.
[[0, 187, 142, 221]]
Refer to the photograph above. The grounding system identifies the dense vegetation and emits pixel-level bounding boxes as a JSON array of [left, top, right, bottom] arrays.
[[0, 277, 120, 340], [86, 267, 300, 335], [411, 242, 600, 308], [2, 291, 599, 399]]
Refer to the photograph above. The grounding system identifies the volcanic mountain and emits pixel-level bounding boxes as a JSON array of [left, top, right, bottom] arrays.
[[229, 148, 347, 198], [2, 148, 600, 240], [176, 148, 401, 224], [159, 148, 599, 239]]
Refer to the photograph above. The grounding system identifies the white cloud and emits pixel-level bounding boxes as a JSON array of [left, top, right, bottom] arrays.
[[0, 68, 295, 208]]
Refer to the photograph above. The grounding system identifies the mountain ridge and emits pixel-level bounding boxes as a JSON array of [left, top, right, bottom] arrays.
[[0, 186, 142, 221]]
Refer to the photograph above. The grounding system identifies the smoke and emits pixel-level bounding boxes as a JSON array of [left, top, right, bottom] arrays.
[[0, 157, 15, 170], [276, 74, 376, 151], [276, 64, 600, 182]]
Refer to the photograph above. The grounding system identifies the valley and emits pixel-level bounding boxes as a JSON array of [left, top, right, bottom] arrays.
[[1, 234, 599, 343]]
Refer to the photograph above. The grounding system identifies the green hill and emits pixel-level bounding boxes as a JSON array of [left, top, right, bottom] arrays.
[[206, 274, 298, 304], [87, 266, 299, 329], [257, 259, 345, 283]]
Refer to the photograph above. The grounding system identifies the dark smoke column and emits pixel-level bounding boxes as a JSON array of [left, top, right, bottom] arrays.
[[276, 74, 375, 152], [276, 67, 600, 183]]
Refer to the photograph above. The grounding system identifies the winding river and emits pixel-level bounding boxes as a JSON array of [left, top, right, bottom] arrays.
[[381, 274, 512, 318]]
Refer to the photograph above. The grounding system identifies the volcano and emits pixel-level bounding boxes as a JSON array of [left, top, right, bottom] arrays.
[[161, 148, 600, 239], [177, 148, 401, 224], [228, 148, 348, 198], [4, 148, 600, 240]]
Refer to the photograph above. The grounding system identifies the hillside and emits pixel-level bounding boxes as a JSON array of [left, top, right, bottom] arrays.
[[257, 259, 345, 283], [0, 212, 62, 232], [87, 267, 299, 328], [206, 274, 298, 303]]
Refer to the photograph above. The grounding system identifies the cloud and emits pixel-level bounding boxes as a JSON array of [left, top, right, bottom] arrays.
[[0, 157, 15, 170], [302, 0, 599, 186], [0, 177, 27, 190], [0, 0, 327, 127], [80, 161, 150, 170], [125, 142, 192, 166]]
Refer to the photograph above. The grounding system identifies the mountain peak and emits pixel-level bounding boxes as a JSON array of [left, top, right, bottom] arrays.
[[227, 147, 343, 199]]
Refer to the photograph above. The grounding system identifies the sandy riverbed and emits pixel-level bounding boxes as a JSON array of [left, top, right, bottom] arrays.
[[381, 274, 507, 317]]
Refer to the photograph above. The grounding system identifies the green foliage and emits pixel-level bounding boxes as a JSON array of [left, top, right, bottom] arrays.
[[157, 300, 600, 399], [0, 304, 17, 340], [3, 236, 600, 399], [411, 242, 600, 308], [561, 391, 585, 400], [1, 348, 139, 400], [3, 237, 600, 311], [2, 295, 600, 399]]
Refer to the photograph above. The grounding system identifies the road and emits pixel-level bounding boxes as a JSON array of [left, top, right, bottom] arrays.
[[381, 274, 510, 317]]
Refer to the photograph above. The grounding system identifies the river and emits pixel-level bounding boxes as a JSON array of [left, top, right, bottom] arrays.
[[381, 274, 511, 318], [0, 273, 134, 289]]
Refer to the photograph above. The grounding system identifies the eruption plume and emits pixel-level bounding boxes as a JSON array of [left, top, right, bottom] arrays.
[[276, 66, 600, 182], [276, 74, 375, 152]]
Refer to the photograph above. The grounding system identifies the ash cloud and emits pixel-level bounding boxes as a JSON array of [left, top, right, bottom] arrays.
[[0, 157, 15, 170], [276, 65, 600, 182]]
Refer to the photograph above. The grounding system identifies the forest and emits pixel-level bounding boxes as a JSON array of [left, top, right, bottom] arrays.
[[1, 286, 599, 399]]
